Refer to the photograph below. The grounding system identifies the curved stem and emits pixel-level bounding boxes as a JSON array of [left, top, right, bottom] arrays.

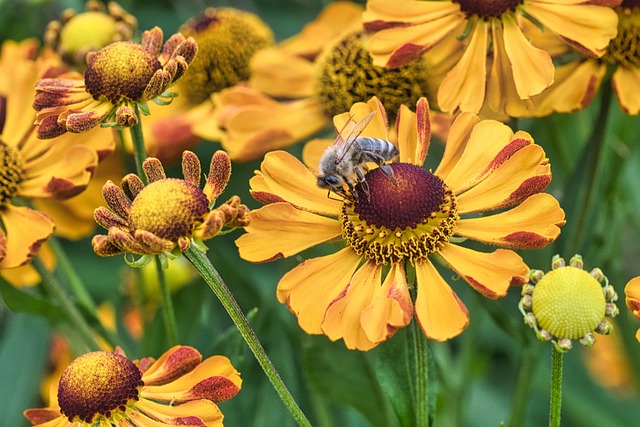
[[155, 256, 179, 346], [549, 347, 564, 427], [130, 105, 148, 185], [185, 247, 312, 427], [33, 256, 102, 351]]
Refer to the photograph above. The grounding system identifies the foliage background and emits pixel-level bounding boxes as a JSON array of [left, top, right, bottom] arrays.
[[1, 1, 640, 426]]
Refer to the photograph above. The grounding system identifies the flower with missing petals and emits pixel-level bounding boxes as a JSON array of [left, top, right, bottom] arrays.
[[92, 150, 249, 267], [236, 96, 565, 350], [34, 26, 198, 139], [24, 346, 241, 427], [520, 255, 619, 352]]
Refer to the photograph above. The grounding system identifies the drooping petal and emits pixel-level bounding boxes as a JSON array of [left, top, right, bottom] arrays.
[[141, 346, 201, 384], [456, 193, 565, 249], [612, 66, 640, 115], [438, 244, 529, 298], [0, 205, 53, 269], [397, 97, 430, 166], [250, 151, 341, 216], [414, 260, 469, 341], [277, 248, 361, 334], [236, 203, 341, 263]]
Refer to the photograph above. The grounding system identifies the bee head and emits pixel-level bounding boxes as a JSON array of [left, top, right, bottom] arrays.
[[317, 174, 342, 189]]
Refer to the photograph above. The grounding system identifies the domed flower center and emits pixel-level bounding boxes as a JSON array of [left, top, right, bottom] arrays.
[[603, 6, 640, 68], [0, 139, 24, 206], [455, 0, 522, 19], [84, 41, 161, 104], [315, 31, 430, 119], [60, 12, 120, 57], [129, 178, 210, 241], [341, 163, 458, 265], [531, 267, 607, 340], [178, 8, 274, 104], [58, 351, 143, 423]]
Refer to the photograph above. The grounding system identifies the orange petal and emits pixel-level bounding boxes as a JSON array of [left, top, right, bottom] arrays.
[[141, 346, 201, 383], [439, 244, 529, 298], [612, 66, 640, 115], [250, 151, 341, 216], [249, 47, 316, 98], [437, 21, 488, 113], [235, 203, 341, 263], [0, 205, 54, 269], [397, 97, 431, 166], [133, 399, 223, 427], [414, 260, 469, 341], [277, 248, 361, 334], [0, 243, 55, 287], [302, 138, 334, 169], [434, 112, 480, 178], [456, 193, 565, 249], [624, 277, 640, 314], [333, 97, 389, 141]]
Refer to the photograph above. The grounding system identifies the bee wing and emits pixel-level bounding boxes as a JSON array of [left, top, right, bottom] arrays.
[[334, 111, 376, 161]]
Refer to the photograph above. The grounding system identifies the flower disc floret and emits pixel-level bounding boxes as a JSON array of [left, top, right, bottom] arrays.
[[58, 351, 143, 423], [0, 140, 23, 205], [456, 0, 522, 19], [603, 6, 640, 68]]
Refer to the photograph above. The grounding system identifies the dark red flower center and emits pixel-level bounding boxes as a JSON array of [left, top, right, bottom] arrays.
[[455, 0, 522, 19]]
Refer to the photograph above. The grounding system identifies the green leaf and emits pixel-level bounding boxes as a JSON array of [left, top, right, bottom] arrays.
[[0, 280, 64, 323]]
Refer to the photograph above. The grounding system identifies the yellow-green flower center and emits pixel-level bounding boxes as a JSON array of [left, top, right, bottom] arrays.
[[455, 0, 522, 19], [341, 163, 458, 265], [60, 12, 120, 57], [0, 139, 24, 206], [603, 6, 640, 68], [58, 351, 143, 423], [531, 267, 607, 340], [128, 178, 210, 241], [178, 8, 274, 104], [315, 31, 431, 119], [84, 41, 161, 104]]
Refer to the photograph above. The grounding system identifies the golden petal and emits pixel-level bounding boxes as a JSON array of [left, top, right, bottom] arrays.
[[612, 66, 640, 115], [0, 205, 54, 269]]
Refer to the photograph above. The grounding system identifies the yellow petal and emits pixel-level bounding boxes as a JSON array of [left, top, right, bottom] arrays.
[[456, 193, 565, 249], [0, 243, 55, 287], [439, 244, 529, 298], [437, 21, 489, 113], [235, 203, 341, 263], [133, 399, 223, 427], [277, 248, 362, 334], [249, 48, 316, 98], [625, 277, 640, 313], [612, 66, 640, 115], [0, 205, 54, 269], [434, 112, 480, 178], [333, 97, 389, 141], [397, 98, 431, 166], [302, 138, 334, 169], [414, 260, 468, 341], [250, 151, 341, 216]]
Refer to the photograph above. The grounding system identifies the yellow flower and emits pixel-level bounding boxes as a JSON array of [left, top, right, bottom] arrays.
[[530, 1, 640, 116], [362, 0, 620, 116], [0, 39, 113, 284], [624, 276, 640, 341], [92, 150, 249, 267], [33, 27, 198, 139], [236, 96, 565, 350], [24, 346, 242, 427]]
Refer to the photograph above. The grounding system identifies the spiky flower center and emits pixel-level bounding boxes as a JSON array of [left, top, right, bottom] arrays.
[[84, 41, 161, 104], [315, 31, 431, 119], [531, 267, 606, 340], [603, 6, 640, 68], [178, 8, 274, 104], [60, 12, 120, 56], [0, 139, 24, 206], [455, 0, 522, 19], [129, 178, 210, 241], [58, 351, 143, 423], [341, 163, 458, 265]]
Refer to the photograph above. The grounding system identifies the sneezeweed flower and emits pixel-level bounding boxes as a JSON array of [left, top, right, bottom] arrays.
[[624, 276, 640, 340], [519, 254, 619, 352], [44, 0, 137, 69], [33, 26, 198, 139], [92, 150, 250, 268], [236, 96, 565, 350], [24, 346, 242, 427], [362, 0, 620, 116]]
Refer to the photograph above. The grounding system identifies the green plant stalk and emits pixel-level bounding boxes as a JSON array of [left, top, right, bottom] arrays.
[[549, 346, 563, 427], [185, 247, 312, 427], [33, 257, 102, 351], [155, 255, 179, 346], [410, 318, 429, 426], [130, 105, 148, 185], [47, 236, 96, 313], [508, 345, 540, 427]]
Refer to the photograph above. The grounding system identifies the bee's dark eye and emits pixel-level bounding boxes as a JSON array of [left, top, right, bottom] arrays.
[[324, 175, 341, 187]]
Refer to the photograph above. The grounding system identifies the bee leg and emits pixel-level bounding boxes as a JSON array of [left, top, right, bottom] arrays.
[[379, 164, 399, 186], [354, 168, 371, 201]]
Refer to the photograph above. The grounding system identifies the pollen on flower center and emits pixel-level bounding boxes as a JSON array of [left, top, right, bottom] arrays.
[[603, 7, 640, 68], [341, 163, 458, 265], [58, 351, 143, 423], [129, 178, 210, 241], [0, 139, 24, 205], [455, 0, 522, 19], [84, 41, 162, 104]]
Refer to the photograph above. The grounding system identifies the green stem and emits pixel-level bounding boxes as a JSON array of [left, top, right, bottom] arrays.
[[130, 105, 148, 184], [409, 319, 429, 427], [508, 345, 540, 427], [33, 256, 102, 351], [47, 236, 96, 313], [549, 347, 564, 427], [185, 247, 312, 427], [155, 256, 179, 346]]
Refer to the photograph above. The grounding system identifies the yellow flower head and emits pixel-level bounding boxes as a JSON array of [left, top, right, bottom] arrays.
[[44, 0, 137, 69], [520, 255, 619, 352], [236, 96, 565, 350], [92, 150, 249, 267], [24, 346, 242, 426], [363, 0, 620, 116], [34, 27, 198, 139]]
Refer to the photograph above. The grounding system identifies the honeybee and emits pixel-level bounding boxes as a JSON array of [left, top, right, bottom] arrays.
[[317, 111, 399, 201]]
